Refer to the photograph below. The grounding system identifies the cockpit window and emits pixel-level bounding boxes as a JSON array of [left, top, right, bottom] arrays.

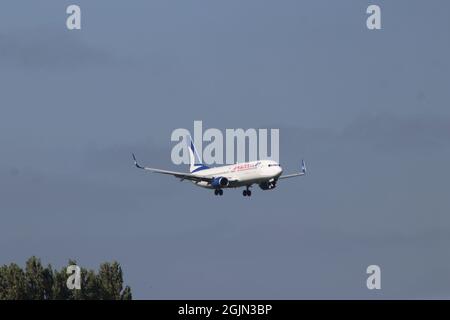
[[268, 164, 279, 167]]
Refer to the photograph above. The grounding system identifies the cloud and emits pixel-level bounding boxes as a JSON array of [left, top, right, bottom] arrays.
[[0, 28, 112, 70], [274, 113, 450, 161], [341, 113, 450, 152]]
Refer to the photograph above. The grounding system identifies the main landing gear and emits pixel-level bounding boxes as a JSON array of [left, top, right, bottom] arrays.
[[243, 186, 252, 197], [214, 189, 223, 196]]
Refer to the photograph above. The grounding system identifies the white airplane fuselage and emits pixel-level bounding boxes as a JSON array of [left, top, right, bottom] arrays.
[[191, 160, 282, 189], [132, 137, 305, 197]]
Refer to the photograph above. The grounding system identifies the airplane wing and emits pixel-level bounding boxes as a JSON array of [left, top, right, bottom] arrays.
[[279, 160, 307, 180], [132, 153, 213, 183]]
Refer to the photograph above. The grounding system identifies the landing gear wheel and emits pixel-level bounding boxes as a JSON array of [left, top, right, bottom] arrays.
[[214, 189, 219, 196], [247, 190, 252, 196], [243, 190, 247, 197], [219, 189, 223, 196]]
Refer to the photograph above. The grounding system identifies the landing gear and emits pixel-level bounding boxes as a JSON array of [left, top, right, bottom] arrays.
[[214, 189, 223, 196], [243, 187, 252, 197]]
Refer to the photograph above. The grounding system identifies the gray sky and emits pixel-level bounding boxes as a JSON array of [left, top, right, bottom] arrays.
[[1, 0, 450, 298]]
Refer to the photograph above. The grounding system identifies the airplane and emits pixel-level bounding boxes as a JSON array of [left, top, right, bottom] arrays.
[[132, 138, 306, 197]]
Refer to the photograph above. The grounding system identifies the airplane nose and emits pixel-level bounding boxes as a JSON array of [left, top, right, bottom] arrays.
[[277, 166, 283, 176]]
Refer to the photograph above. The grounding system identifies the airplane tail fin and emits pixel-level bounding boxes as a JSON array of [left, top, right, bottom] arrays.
[[188, 136, 209, 173], [301, 160, 306, 174]]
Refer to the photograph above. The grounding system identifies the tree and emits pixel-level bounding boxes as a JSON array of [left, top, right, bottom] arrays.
[[98, 262, 125, 300], [24, 256, 46, 299], [0, 257, 132, 300], [0, 263, 27, 299], [51, 265, 71, 300]]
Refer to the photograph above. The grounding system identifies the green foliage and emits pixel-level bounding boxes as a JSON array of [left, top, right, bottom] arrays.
[[0, 263, 27, 299], [0, 256, 132, 300]]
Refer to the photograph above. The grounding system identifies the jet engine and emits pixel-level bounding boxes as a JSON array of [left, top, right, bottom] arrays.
[[259, 179, 277, 190], [211, 177, 229, 188]]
